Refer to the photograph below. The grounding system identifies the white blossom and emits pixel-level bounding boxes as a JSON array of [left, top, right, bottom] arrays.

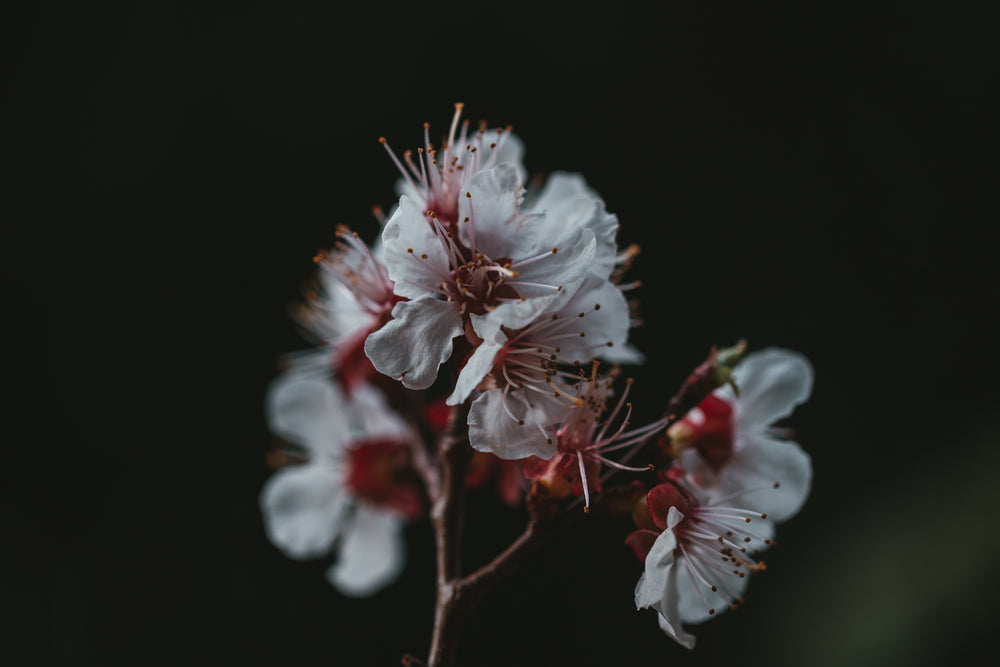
[[365, 106, 621, 390], [291, 226, 399, 393], [671, 347, 814, 521], [260, 369, 419, 596], [630, 481, 775, 649]]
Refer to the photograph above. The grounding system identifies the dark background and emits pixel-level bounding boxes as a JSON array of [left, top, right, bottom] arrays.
[[9, 1, 995, 665]]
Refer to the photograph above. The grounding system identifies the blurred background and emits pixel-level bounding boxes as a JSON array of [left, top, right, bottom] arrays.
[[10, 1, 995, 665]]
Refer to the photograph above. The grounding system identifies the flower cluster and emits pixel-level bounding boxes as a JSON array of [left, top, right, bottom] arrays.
[[630, 347, 813, 647], [261, 104, 814, 658]]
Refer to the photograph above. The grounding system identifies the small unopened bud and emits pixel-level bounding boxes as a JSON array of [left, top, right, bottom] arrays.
[[665, 340, 748, 423], [712, 340, 748, 397]]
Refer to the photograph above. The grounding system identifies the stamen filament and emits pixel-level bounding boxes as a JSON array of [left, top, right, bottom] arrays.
[[379, 138, 418, 194]]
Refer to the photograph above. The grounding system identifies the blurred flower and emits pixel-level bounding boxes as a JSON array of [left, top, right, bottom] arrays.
[[260, 369, 422, 596], [465, 451, 526, 507], [293, 225, 400, 394]]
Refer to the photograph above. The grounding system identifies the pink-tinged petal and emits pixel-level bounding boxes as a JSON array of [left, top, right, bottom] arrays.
[[260, 464, 347, 560], [364, 298, 463, 390], [265, 372, 350, 454], [467, 388, 560, 460], [719, 348, 814, 430], [647, 484, 689, 531], [381, 195, 451, 300], [706, 432, 812, 522], [456, 162, 528, 258], [326, 504, 405, 597]]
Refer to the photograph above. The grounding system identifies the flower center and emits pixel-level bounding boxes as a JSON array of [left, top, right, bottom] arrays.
[[345, 438, 424, 520], [440, 254, 521, 316]]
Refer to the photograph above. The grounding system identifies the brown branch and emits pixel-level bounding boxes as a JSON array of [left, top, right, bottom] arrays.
[[459, 518, 554, 597], [426, 401, 472, 667]]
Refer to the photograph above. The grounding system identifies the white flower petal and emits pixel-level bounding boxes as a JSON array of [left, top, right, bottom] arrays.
[[513, 227, 596, 311], [456, 162, 528, 258], [545, 275, 632, 361], [260, 464, 347, 560], [346, 383, 412, 442], [720, 348, 814, 430], [326, 504, 406, 597], [265, 372, 350, 454], [381, 196, 451, 300], [449, 296, 561, 405], [448, 328, 504, 407], [657, 609, 697, 651], [467, 387, 561, 459], [673, 550, 751, 626], [708, 432, 812, 522], [636, 509, 696, 649], [635, 522, 678, 609], [364, 298, 463, 390], [492, 133, 526, 180], [525, 171, 590, 211], [601, 342, 646, 364], [526, 172, 619, 280]]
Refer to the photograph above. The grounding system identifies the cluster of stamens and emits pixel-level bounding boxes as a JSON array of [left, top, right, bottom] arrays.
[[380, 102, 516, 227], [344, 438, 423, 521], [524, 362, 668, 511], [310, 225, 396, 322], [673, 485, 779, 616], [492, 312, 599, 417]]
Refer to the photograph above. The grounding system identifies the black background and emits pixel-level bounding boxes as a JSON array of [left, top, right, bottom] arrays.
[[9, 1, 996, 665]]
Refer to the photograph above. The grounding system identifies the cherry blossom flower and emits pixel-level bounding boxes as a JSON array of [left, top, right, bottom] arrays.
[[365, 106, 621, 391], [524, 365, 666, 512], [628, 480, 776, 649], [260, 369, 422, 596], [292, 224, 400, 393], [456, 274, 636, 459], [667, 347, 814, 521], [379, 103, 526, 225]]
